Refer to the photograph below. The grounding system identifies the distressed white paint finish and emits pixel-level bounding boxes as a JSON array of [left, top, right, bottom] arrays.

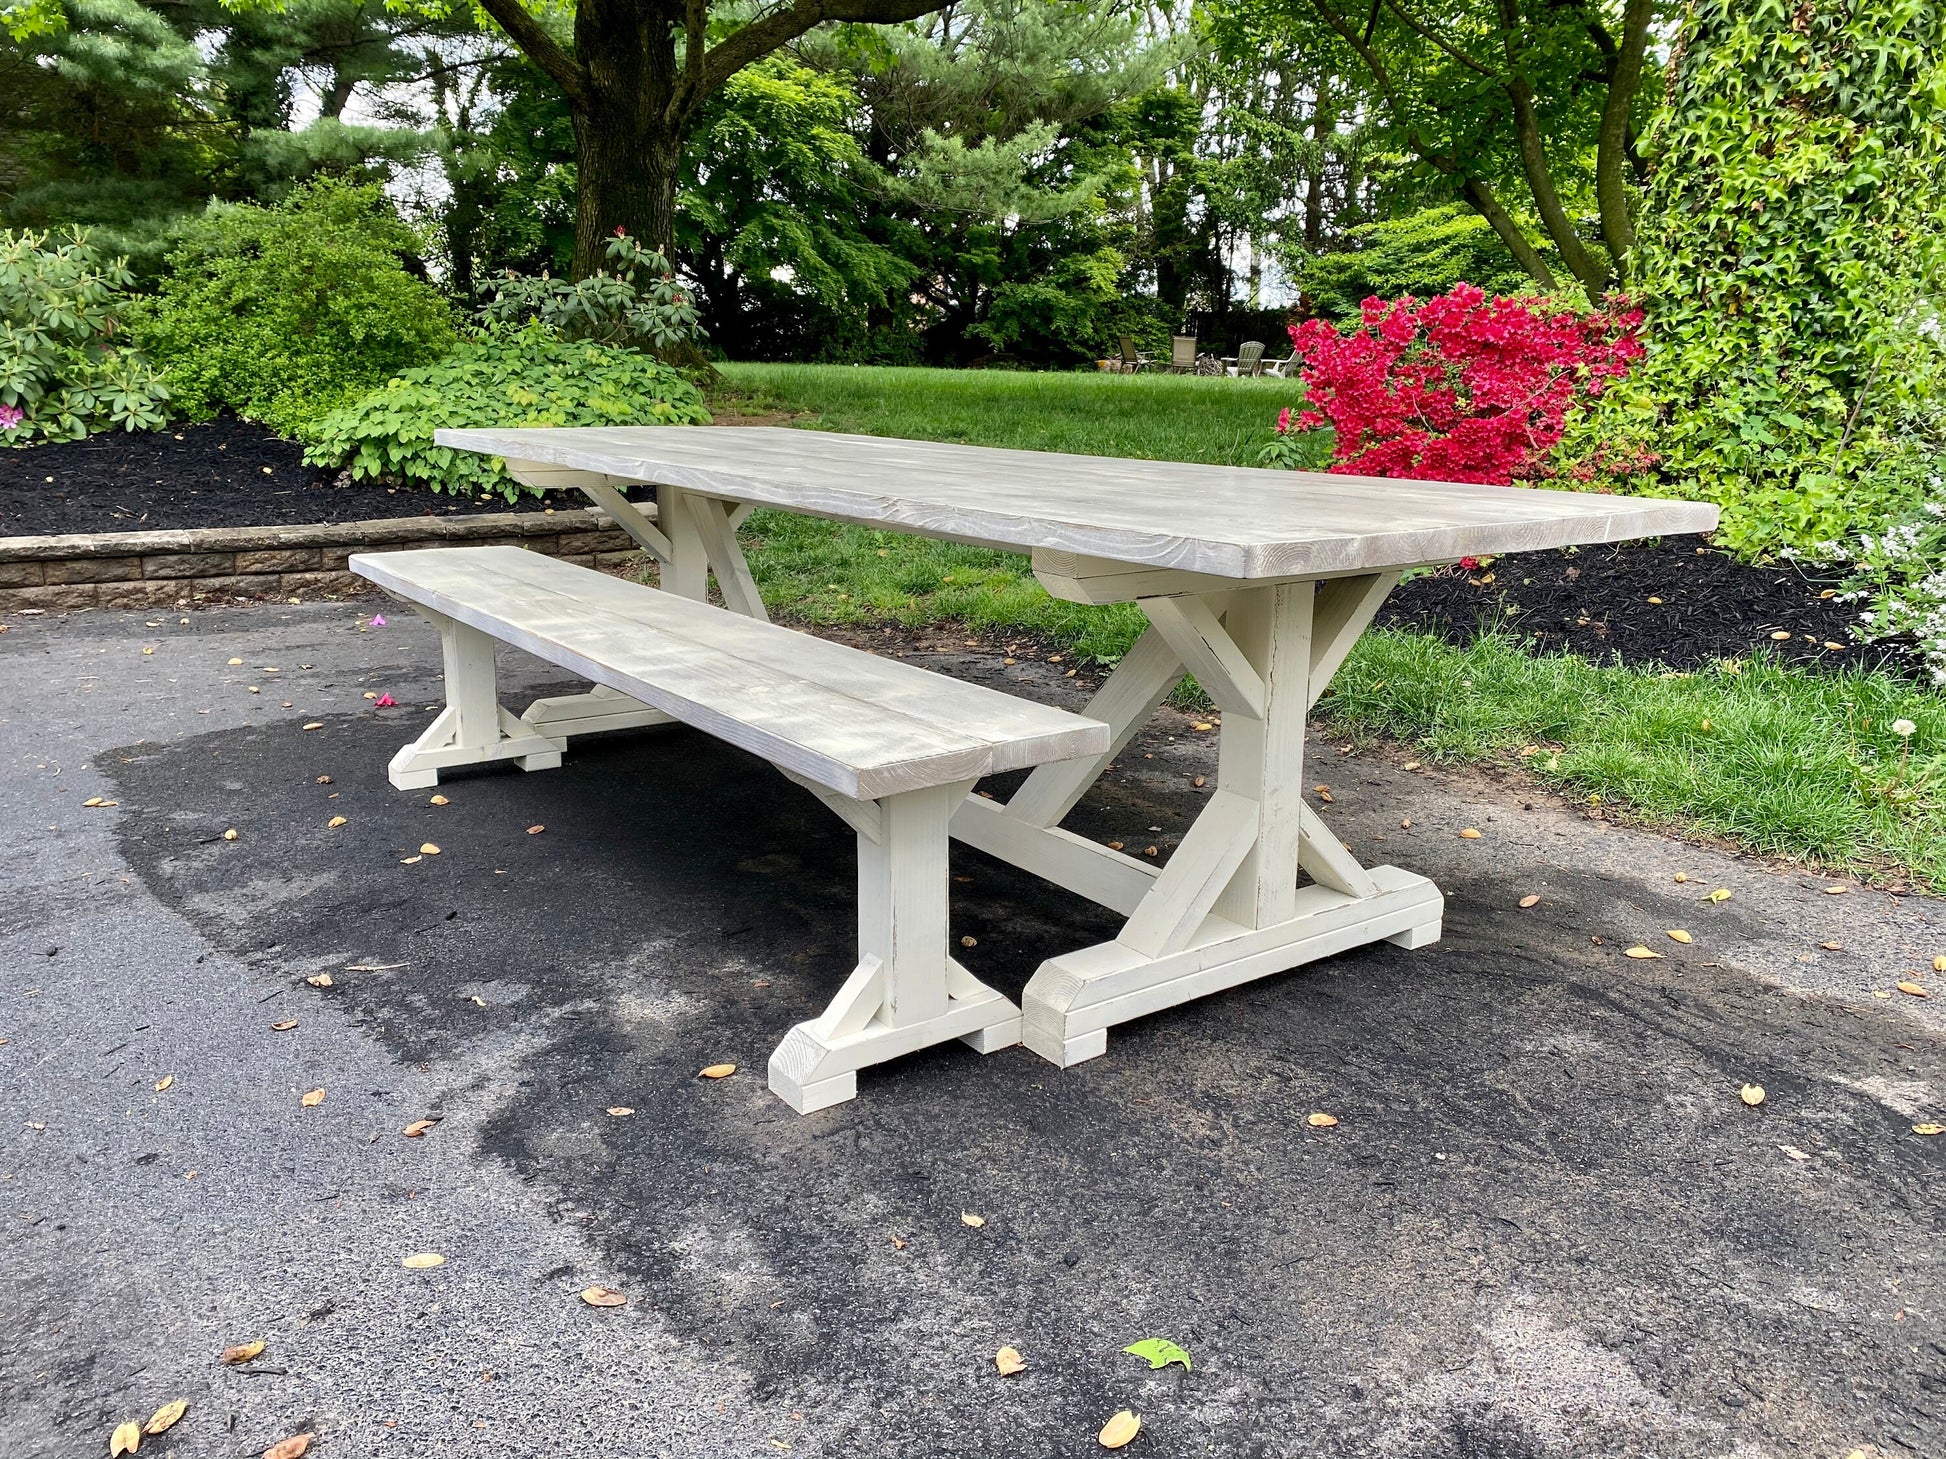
[[351, 546, 1107, 800], [382, 607, 566, 788], [438, 425, 1719, 579]]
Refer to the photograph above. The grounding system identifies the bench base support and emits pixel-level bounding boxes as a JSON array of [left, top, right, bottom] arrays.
[[387, 705, 568, 790], [1021, 865, 1441, 1066]]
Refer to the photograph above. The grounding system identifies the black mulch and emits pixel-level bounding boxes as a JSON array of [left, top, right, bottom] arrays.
[[0, 419, 551, 536], [1380, 533, 1910, 676]]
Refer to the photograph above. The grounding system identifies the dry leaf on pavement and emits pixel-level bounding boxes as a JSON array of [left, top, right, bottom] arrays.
[[1741, 1085, 1765, 1107], [419, 843, 440, 856], [579, 1286, 627, 1308], [1708, 888, 1731, 903], [1518, 895, 1540, 909], [1098, 1411, 1141, 1449], [263, 1435, 312, 1459], [429, 795, 449, 806], [995, 1346, 1026, 1375], [219, 1340, 265, 1365], [1779, 1144, 1812, 1162], [402, 1119, 438, 1138], [527, 825, 546, 835], [1824, 885, 1849, 895], [222, 829, 238, 841], [153, 1076, 173, 1092], [1459, 828, 1482, 839], [305, 973, 333, 988], [961, 1212, 986, 1228], [1913, 1124, 1943, 1137], [1307, 1112, 1339, 1128], [1897, 982, 1930, 998], [1667, 930, 1693, 944], [1624, 946, 1661, 959], [1935, 956, 1946, 973], [300, 1088, 325, 1107], [144, 1400, 187, 1436], [271, 1020, 297, 1032], [699, 1063, 736, 1079], [110, 1420, 141, 1456], [606, 1107, 634, 1117], [400, 1252, 445, 1269], [326, 816, 346, 829]]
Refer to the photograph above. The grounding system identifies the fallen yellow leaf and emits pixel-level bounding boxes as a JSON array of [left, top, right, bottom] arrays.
[[1741, 1085, 1765, 1107], [227, 657, 243, 666], [219, 1340, 265, 1365], [699, 1063, 736, 1079], [271, 1020, 297, 1031], [1099, 1411, 1141, 1449], [579, 1286, 627, 1307], [300, 1088, 325, 1107], [82, 797, 104, 807], [305, 973, 333, 988], [1192, 721, 1213, 731], [111, 1419, 141, 1455], [222, 829, 238, 841], [1399, 818, 1412, 829], [403, 1119, 438, 1138], [263, 1435, 313, 1459], [527, 824, 546, 835], [153, 1075, 173, 1092], [1667, 930, 1693, 944], [1824, 885, 1849, 896], [327, 816, 346, 828], [429, 794, 449, 806], [1624, 946, 1661, 959], [1518, 895, 1540, 908], [606, 1106, 634, 1117], [1673, 872, 1689, 883], [1707, 888, 1731, 904], [1896, 982, 1929, 998], [1459, 828, 1482, 839], [400, 856, 422, 865], [419, 843, 441, 856], [401, 1252, 445, 1269], [961, 1212, 986, 1228], [995, 1346, 1026, 1375], [1935, 956, 1945, 973], [1912, 1124, 1943, 1137], [144, 1399, 187, 1436], [1307, 1112, 1339, 1128], [301, 722, 323, 731], [1822, 941, 1843, 951], [1402, 760, 1421, 770]]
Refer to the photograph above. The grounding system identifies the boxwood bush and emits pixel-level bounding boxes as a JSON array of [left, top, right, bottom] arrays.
[[303, 324, 711, 497]]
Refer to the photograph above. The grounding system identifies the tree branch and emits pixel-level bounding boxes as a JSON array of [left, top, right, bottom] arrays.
[[476, 0, 587, 106], [1495, 0, 1607, 298], [678, 0, 948, 119], [1594, 0, 1654, 275], [1380, 0, 1496, 77]]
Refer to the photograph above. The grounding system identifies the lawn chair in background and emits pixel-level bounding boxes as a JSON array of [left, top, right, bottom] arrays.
[[1166, 335, 1197, 374], [1233, 341, 1266, 377], [1116, 335, 1152, 373]]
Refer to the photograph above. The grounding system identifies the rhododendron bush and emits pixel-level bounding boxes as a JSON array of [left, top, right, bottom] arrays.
[[1277, 284, 1644, 485]]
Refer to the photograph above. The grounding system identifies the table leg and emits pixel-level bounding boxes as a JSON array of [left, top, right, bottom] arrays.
[[975, 573, 1443, 1067], [768, 779, 1022, 1113]]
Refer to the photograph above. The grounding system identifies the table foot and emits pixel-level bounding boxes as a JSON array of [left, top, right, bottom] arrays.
[[1020, 866, 1442, 1064]]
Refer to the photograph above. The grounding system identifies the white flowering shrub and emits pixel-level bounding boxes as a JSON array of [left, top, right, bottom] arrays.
[[1821, 489, 1946, 686]]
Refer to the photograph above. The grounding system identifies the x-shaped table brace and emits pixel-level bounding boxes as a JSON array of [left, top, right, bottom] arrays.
[[495, 468, 1443, 1070]]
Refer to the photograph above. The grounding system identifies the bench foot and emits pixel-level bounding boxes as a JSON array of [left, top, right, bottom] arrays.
[[1021, 866, 1443, 1066], [386, 704, 568, 791], [769, 1067, 857, 1115]]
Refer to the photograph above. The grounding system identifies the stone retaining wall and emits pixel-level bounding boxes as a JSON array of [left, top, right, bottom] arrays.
[[0, 507, 646, 612]]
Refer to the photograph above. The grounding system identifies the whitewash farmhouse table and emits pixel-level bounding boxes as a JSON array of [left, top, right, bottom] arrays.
[[433, 426, 1718, 1071]]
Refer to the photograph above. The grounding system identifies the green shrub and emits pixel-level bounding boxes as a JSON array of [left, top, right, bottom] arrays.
[[0, 227, 167, 439], [478, 229, 700, 350], [1561, 0, 1946, 559], [1290, 206, 1543, 321], [302, 324, 711, 497], [131, 179, 455, 437]]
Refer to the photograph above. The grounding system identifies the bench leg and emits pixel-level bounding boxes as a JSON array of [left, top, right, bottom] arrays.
[[768, 781, 1022, 1113], [387, 609, 568, 790]]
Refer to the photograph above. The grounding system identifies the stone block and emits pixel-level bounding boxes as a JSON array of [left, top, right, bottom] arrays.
[[43, 556, 141, 584], [320, 547, 354, 570], [0, 583, 98, 610], [181, 575, 272, 601], [97, 580, 192, 610], [0, 561, 44, 588], [595, 551, 646, 570], [142, 552, 235, 580], [554, 531, 612, 555], [236, 548, 323, 574], [279, 570, 363, 597]]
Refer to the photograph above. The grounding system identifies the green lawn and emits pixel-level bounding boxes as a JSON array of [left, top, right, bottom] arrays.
[[713, 365, 1946, 889]]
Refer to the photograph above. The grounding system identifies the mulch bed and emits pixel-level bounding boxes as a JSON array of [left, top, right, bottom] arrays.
[[0, 419, 549, 536], [1380, 533, 1910, 676]]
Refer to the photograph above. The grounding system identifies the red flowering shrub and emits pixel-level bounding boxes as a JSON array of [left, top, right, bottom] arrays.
[[1283, 284, 1644, 484]]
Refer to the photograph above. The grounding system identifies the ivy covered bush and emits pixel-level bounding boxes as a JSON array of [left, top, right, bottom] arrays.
[[1563, 0, 1946, 559], [303, 324, 710, 497], [130, 179, 455, 438], [0, 228, 168, 439]]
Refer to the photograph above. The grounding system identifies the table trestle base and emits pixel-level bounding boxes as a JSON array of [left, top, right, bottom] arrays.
[[1021, 865, 1442, 1065]]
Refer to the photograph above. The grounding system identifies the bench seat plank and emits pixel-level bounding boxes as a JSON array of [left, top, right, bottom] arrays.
[[351, 546, 1108, 800]]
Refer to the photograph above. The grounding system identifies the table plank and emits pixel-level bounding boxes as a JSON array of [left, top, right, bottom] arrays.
[[352, 547, 1106, 799], [435, 425, 1719, 579]]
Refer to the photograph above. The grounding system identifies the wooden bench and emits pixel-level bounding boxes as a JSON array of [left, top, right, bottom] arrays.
[[349, 546, 1110, 1112]]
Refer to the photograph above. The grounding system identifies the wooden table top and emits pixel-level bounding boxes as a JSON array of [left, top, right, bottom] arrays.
[[438, 425, 1719, 579]]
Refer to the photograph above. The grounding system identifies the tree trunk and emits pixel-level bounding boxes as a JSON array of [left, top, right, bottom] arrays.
[[1594, 0, 1655, 278], [572, 104, 683, 275]]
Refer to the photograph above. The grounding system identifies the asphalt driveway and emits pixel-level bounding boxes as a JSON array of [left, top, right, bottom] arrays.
[[2, 600, 1942, 1458]]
